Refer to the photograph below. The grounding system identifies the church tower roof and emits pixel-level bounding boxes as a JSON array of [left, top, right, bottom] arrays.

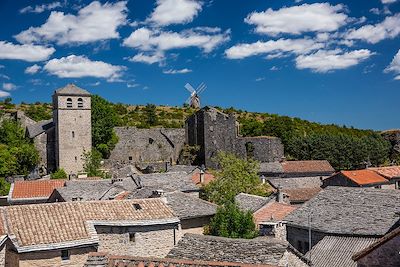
[[54, 84, 91, 96]]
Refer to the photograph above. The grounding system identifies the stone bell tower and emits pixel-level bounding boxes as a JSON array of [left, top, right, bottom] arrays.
[[53, 84, 92, 176]]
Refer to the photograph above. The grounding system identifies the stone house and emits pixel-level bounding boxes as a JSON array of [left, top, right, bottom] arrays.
[[0, 199, 179, 267], [322, 170, 391, 188], [285, 187, 400, 255], [7, 179, 66, 205], [259, 160, 334, 178], [352, 227, 400, 267], [185, 107, 284, 169], [167, 234, 309, 267]]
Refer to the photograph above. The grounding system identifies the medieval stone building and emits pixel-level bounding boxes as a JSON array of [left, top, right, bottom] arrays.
[[26, 84, 92, 176], [185, 106, 284, 169]]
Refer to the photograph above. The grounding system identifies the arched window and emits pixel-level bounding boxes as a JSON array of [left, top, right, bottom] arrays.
[[77, 98, 83, 108], [66, 98, 73, 108]]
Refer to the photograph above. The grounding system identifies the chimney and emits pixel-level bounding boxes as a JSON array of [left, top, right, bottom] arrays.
[[199, 169, 205, 184], [260, 175, 266, 184], [277, 186, 284, 203]]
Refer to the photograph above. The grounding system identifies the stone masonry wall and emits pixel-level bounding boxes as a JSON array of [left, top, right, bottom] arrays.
[[5, 246, 96, 267], [356, 234, 400, 267], [96, 224, 177, 258], [54, 95, 92, 175], [108, 127, 185, 166], [286, 226, 326, 254], [279, 250, 309, 267]]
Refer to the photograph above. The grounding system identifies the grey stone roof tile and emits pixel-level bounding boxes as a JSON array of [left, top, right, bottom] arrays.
[[54, 84, 91, 96], [235, 193, 273, 213], [165, 192, 217, 219], [26, 119, 53, 138]]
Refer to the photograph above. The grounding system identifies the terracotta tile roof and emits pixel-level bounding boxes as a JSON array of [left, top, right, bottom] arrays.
[[340, 170, 388, 185], [281, 160, 334, 174], [253, 202, 297, 224], [282, 187, 322, 203], [10, 179, 66, 200], [192, 172, 215, 185], [3, 199, 177, 251], [370, 166, 400, 180], [85, 253, 277, 267]]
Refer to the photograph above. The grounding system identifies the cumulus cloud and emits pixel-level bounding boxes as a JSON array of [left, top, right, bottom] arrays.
[[225, 38, 324, 59], [25, 64, 41, 74], [384, 49, 400, 80], [129, 52, 166, 65], [15, 1, 128, 45], [148, 0, 202, 26], [295, 49, 374, 73], [345, 14, 400, 44], [2, 83, 17, 91], [381, 0, 398, 4], [163, 68, 192, 74], [0, 41, 55, 62], [20, 2, 62, 14], [44, 55, 125, 80], [245, 3, 348, 36], [0, 91, 10, 98], [123, 27, 230, 53]]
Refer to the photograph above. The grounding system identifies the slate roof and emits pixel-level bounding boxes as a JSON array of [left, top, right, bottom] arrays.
[[352, 227, 400, 261], [167, 234, 294, 266], [267, 176, 324, 189], [26, 119, 53, 138], [85, 253, 277, 267], [338, 170, 389, 185], [54, 84, 91, 96], [130, 172, 199, 193], [259, 162, 283, 175], [254, 202, 297, 224], [164, 192, 217, 220], [168, 165, 199, 174], [370, 166, 400, 180], [305, 236, 378, 267], [281, 187, 322, 203], [3, 199, 178, 252], [235, 193, 273, 213], [281, 160, 335, 175], [53, 180, 119, 201], [9, 179, 66, 203], [285, 187, 400, 236]]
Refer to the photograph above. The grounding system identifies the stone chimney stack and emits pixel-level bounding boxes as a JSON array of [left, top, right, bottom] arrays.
[[277, 186, 284, 203], [199, 169, 205, 184]]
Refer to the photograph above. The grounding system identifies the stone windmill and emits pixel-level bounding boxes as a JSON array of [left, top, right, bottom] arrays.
[[184, 82, 206, 109]]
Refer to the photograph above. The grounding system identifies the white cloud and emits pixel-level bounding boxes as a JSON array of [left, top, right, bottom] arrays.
[[148, 0, 202, 26], [127, 82, 139, 88], [0, 74, 10, 80], [163, 68, 192, 74], [25, 64, 41, 74], [295, 49, 374, 73], [0, 41, 55, 62], [245, 3, 348, 36], [44, 55, 125, 80], [15, 1, 128, 45], [381, 0, 398, 4], [0, 91, 10, 98], [255, 77, 265, 82], [20, 2, 62, 14], [225, 38, 324, 59], [129, 52, 166, 65], [2, 83, 17, 91], [270, 66, 280, 71], [384, 49, 400, 80], [123, 27, 230, 53], [345, 14, 400, 44]]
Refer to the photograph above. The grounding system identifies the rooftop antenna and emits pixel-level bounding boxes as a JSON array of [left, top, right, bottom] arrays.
[[184, 82, 207, 109]]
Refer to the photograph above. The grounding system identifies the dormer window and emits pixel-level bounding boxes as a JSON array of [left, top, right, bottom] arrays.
[[66, 98, 73, 108], [77, 98, 83, 108]]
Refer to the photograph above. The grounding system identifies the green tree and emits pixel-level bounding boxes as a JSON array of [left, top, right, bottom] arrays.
[[143, 103, 158, 127], [204, 152, 270, 205], [0, 178, 10, 196], [91, 95, 119, 158], [82, 149, 108, 178], [204, 202, 258, 239], [51, 168, 68, 179], [25, 104, 52, 121]]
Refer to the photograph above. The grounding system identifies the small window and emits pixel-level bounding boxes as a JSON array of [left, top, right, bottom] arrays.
[[149, 138, 154, 144], [128, 156, 133, 161], [129, 232, 136, 242], [66, 98, 73, 108], [74, 156, 77, 162], [77, 98, 83, 108], [72, 131, 75, 138], [133, 203, 142, 210], [61, 250, 70, 261]]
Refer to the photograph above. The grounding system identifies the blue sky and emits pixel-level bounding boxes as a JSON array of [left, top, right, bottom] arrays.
[[0, 0, 399, 130]]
